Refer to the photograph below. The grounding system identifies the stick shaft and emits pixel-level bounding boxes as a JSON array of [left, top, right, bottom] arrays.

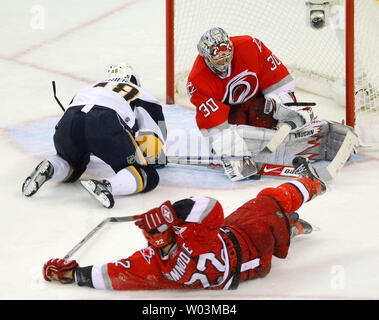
[[63, 216, 135, 260], [264, 123, 291, 153], [165, 155, 251, 165]]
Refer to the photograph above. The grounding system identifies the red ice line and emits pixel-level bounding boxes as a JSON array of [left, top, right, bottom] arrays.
[[0, 0, 139, 83]]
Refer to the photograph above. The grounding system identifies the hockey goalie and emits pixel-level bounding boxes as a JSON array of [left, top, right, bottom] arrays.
[[186, 27, 358, 181]]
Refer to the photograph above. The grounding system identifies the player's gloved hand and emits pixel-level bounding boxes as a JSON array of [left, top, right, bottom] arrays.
[[133, 200, 178, 232], [264, 93, 314, 131], [43, 258, 78, 284]]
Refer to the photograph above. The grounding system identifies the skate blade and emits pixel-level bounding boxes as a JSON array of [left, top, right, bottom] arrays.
[[22, 177, 37, 197], [22, 161, 51, 197], [80, 180, 114, 209]]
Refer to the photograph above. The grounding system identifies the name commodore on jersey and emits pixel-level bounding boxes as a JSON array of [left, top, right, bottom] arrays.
[[42, 157, 327, 291]]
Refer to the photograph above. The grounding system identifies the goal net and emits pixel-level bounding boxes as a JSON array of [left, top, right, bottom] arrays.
[[167, 0, 379, 146]]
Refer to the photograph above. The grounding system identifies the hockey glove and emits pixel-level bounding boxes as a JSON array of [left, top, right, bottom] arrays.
[[264, 93, 314, 131], [43, 258, 78, 284], [133, 200, 178, 233]]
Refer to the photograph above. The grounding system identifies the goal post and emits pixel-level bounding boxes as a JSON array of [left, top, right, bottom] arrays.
[[345, 0, 355, 127], [166, 0, 379, 145], [166, 0, 175, 105]]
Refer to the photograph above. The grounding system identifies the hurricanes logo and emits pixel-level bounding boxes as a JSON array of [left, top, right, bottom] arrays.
[[223, 70, 259, 105], [140, 247, 155, 264]]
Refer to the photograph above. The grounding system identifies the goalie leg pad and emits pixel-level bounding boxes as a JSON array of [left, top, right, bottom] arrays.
[[238, 121, 357, 165], [325, 122, 358, 161]]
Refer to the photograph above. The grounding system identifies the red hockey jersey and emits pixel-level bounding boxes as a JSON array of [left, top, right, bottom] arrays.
[[81, 177, 317, 290], [187, 35, 295, 134]]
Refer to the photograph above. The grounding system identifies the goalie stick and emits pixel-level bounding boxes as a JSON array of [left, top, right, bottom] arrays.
[[164, 155, 298, 178], [264, 102, 316, 153], [164, 126, 357, 181], [64, 215, 138, 260], [314, 129, 358, 181], [264, 123, 292, 153]]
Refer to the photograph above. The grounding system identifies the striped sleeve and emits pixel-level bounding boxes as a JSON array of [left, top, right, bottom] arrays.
[[173, 197, 221, 224], [257, 177, 316, 213]]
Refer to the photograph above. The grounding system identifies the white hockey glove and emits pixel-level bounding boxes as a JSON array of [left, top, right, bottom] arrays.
[[211, 126, 258, 181], [264, 93, 315, 132]]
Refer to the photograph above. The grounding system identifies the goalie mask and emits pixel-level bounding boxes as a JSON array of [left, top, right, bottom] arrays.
[[142, 224, 174, 248], [197, 27, 234, 78], [107, 62, 141, 86]]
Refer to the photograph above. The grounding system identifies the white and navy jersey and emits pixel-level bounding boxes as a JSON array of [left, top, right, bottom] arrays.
[[68, 79, 166, 144]]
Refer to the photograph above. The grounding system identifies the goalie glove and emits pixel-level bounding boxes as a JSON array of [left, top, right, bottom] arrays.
[[264, 93, 315, 131], [211, 126, 258, 181]]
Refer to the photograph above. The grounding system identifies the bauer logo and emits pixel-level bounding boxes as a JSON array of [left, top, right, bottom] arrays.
[[281, 167, 298, 177], [161, 205, 174, 223]]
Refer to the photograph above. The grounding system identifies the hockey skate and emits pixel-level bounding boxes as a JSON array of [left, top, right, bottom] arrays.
[[80, 179, 115, 209], [22, 160, 54, 197], [292, 156, 326, 195], [287, 212, 313, 239]]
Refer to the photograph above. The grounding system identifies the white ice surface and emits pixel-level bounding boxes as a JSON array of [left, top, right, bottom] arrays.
[[1, 0, 379, 300]]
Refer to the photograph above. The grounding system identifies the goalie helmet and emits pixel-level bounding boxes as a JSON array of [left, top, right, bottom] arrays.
[[107, 62, 141, 86], [142, 224, 174, 248], [197, 27, 234, 78]]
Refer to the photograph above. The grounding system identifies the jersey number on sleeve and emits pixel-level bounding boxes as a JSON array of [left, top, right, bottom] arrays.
[[267, 54, 282, 71], [94, 82, 140, 102], [199, 98, 219, 118]]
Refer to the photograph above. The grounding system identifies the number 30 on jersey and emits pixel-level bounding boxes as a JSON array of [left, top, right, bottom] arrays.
[[199, 98, 219, 118]]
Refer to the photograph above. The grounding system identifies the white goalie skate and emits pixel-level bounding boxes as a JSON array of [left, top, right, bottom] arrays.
[[80, 179, 115, 209], [22, 160, 54, 197]]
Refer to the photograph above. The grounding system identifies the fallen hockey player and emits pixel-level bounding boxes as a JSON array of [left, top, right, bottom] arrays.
[[42, 156, 326, 290]]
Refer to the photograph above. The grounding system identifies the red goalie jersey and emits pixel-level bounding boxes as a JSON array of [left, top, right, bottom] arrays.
[[72, 176, 321, 290], [187, 35, 296, 134]]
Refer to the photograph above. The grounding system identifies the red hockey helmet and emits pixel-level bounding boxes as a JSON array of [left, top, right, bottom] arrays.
[[142, 224, 174, 248]]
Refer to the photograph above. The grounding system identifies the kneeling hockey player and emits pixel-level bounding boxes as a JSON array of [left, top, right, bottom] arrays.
[[187, 27, 358, 181], [42, 157, 326, 290], [22, 63, 167, 208]]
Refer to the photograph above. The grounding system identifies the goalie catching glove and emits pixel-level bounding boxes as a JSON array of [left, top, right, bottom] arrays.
[[264, 93, 315, 131]]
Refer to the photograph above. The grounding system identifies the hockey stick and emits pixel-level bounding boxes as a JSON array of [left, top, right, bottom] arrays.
[[165, 155, 252, 165], [63, 215, 137, 260], [264, 123, 292, 153], [52, 81, 66, 112], [165, 155, 299, 178], [314, 129, 358, 181], [264, 102, 317, 153]]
